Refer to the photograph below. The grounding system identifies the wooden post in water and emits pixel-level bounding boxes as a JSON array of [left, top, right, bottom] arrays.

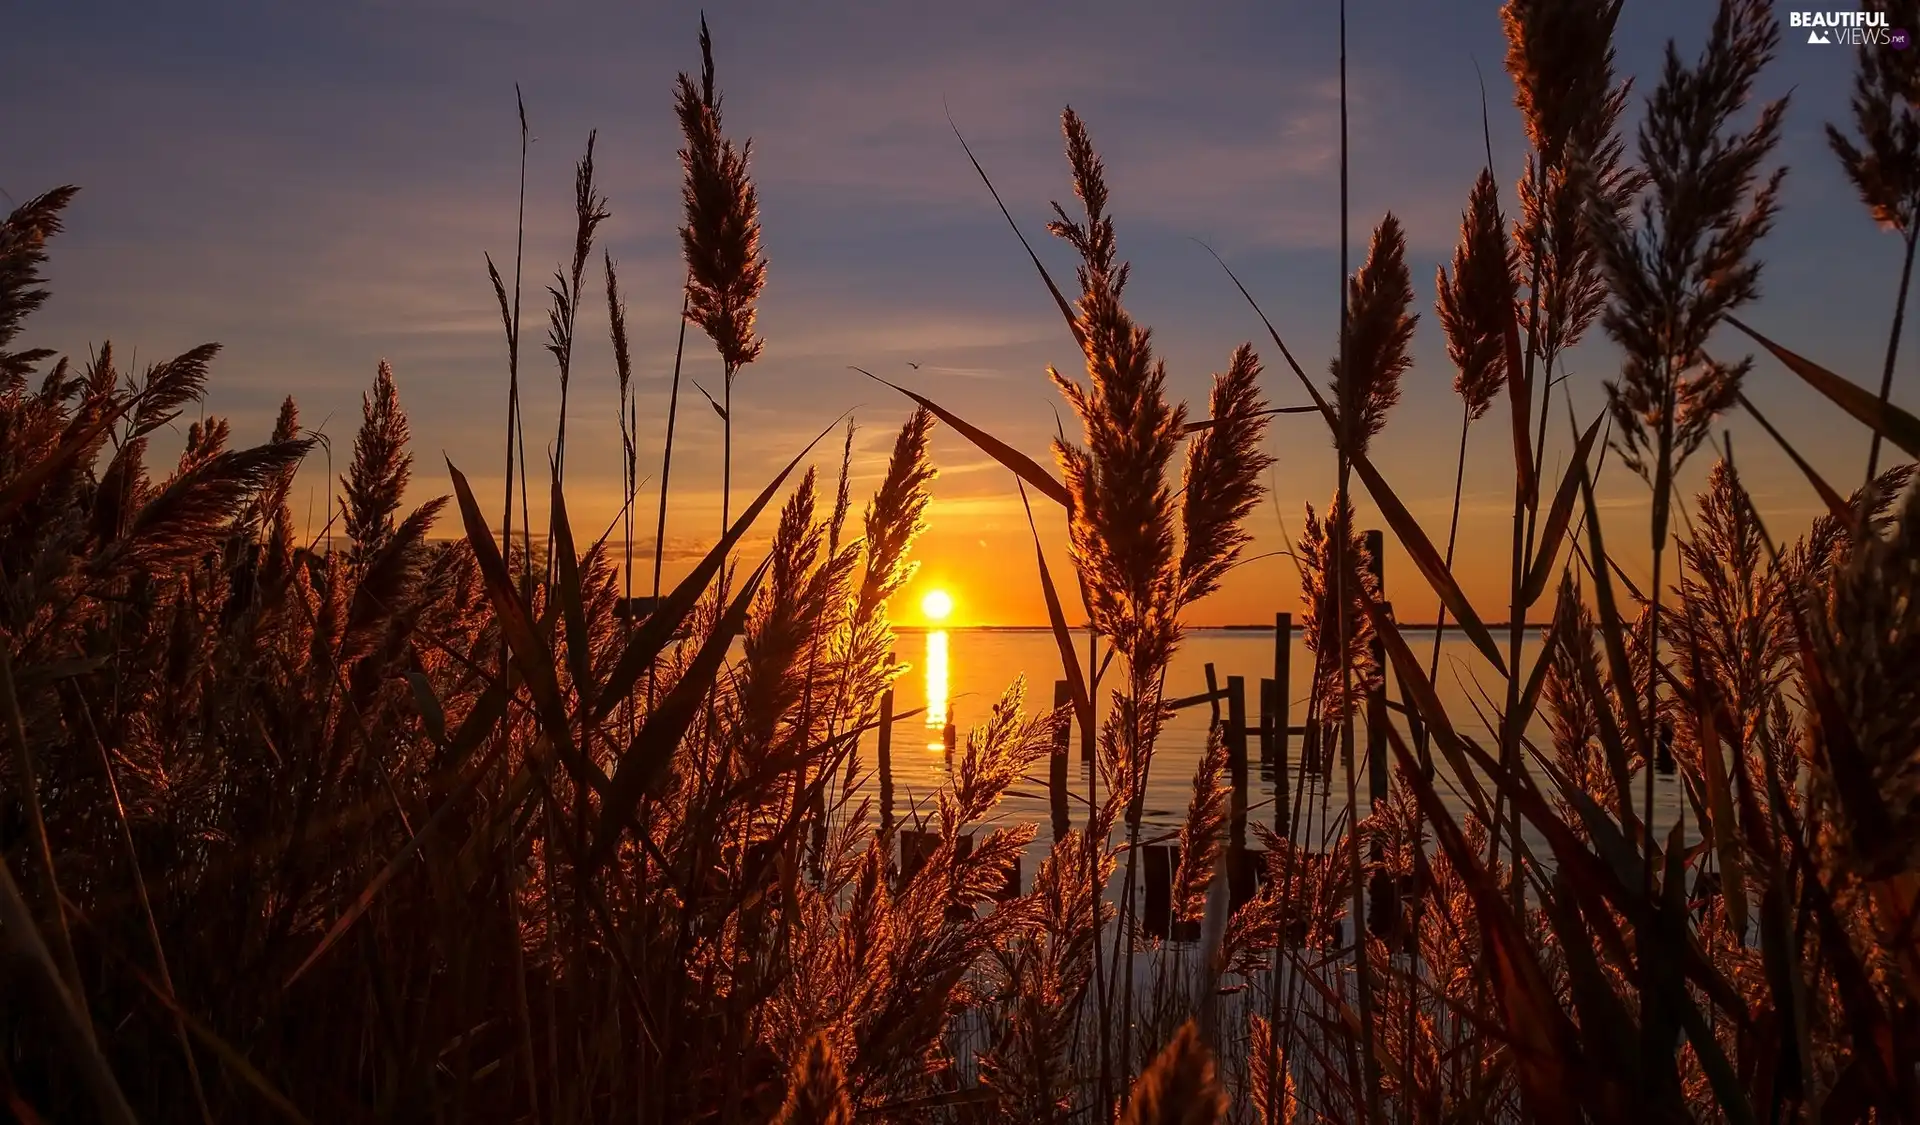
[[1274, 611, 1292, 836], [1364, 531, 1389, 808], [1365, 528, 1399, 940], [1051, 680, 1072, 842], [1081, 629, 1098, 763], [1226, 676, 1250, 859], [877, 682, 895, 836], [1258, 678, 1276, 767]]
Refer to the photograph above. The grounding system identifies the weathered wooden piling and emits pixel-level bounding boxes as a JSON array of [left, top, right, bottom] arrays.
[[1367, 601, 1399, 941], [1051, 679, 1071, 841], [1081, 630, 1098, 763], [1273, 611, 1292, 836], [899, 830, 1017, 914], [1142, 846, 1201, 942], [1364, 530, 1389, 810], [1258, 678, 1276, 766], [877, 682, 895, 835], [1226, 675, 1249, 857], [1364, 530, 1404, 941]]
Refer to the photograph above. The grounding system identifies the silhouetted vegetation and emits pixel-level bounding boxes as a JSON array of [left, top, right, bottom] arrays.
[[4, 1, 1920, 1121]]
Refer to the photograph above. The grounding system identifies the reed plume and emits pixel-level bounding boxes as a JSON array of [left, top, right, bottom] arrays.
[[1593, 0, 1785, 488], [1428, 170, 1522, 697], [1827, 0, 1920, 480], [129, 343, 222, 440], [341, 360, 411, 562], [770, 1033, 853, 1125], [1119, 1020, 1227, 1125], [105, 439, 312, 574], [1047, 108, 1186, 672], [1590, 0, 1784, 930], [1246, 1014, 1298, 1125], [544, 131, 608, 489], [1828, 0, 1920, 235], [1437, 172, 1517, 420], [1297, 494, 1380, 728], [677, 16, 766, 540], [1330, 214, 1416, 457], [1669, 461, 1795, 737], [0, 187, 77, 386], [1504, 0, 1635, 377], [1179, 344, 1274, 606], [1171, 725, 1229, 925], [1542, 573, 1616, 826], [1807, 480, 1920, 879]]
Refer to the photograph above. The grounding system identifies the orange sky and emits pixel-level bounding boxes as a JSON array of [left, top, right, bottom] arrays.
[[9, 1, 1895, 632]]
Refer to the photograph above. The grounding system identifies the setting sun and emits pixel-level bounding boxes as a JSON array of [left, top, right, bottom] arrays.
[[920, 589, 954, 622]]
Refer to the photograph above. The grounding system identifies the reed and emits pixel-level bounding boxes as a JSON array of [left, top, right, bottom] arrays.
[[1828, 0, 1920, 484], [676, 15, 766, 553], [8, 7, 1920, 1123]]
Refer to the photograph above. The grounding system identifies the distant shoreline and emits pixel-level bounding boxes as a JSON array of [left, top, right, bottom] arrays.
[[894, 623, 1548, 633]]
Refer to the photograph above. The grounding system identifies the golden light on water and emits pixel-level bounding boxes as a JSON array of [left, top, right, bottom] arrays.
[[924, 628, 949, 750], [920, 588, 954, 622]]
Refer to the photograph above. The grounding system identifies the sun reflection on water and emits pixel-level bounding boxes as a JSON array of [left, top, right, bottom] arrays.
[[924, 629, 949, 751]]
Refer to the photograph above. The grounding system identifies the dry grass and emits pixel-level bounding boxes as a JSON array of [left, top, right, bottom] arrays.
[[5, 5, 1920, 1124]]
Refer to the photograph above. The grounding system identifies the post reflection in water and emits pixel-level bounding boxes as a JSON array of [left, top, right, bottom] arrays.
[[924, 629, 949, 751]]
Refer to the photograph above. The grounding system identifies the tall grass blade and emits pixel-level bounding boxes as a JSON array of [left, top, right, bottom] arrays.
[[0, 861, 136, 1125], [1734, 390, 1851, 523], [1726, 315, 1920, 460], [447, 458, 607, 794], [947, 118, 1088, 354], [549, 473, 593, 704], [857, 367, 1069, 508], [285, 682, 511, 987], [125, 959, 314, 1125], [1382, 722, 1582, 1122], [1018, 482, 1094, 743], [1575, 457, 1652, 764], [591, 554, 770, 869], [592, 420, 839, 723], [1503, 294, 1538, 513], [1520, 410, 1605, 606], [1205, 246, 1509, 675]]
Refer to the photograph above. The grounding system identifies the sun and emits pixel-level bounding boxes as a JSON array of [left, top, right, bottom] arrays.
[[920, 588, 954, 622]]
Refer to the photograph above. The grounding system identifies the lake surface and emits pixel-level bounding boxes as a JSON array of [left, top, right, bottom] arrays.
[[873, 626, 1689, 876]]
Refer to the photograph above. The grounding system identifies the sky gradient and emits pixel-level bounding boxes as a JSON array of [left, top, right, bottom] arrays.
[[3, 0, 1904, 627]]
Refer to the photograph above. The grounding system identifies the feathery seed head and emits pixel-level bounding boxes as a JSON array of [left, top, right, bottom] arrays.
[[1331, 214, 1416, 456], [1046, 110, 1186, 669], [1179, 343, 1273, 606], [676, 23, 767, 375], [0, 186, 77, 384], [342, 360, 412, 563], [1828, 0, 1920, 233], [1594, 0, 1785, 484], [1119, 1020, 1227, 1125], [1437, 171, 1517, 420], [1810, 481, 1920, 878], [1502, 0, 1627, 171], [770, 1032, 854, 1125]]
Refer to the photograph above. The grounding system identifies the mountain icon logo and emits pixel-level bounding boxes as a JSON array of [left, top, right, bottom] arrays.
[[1808, 29, 1832, 43]]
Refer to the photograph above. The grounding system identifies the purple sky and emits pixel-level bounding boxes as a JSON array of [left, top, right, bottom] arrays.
[[3, 0, 1901, 625]]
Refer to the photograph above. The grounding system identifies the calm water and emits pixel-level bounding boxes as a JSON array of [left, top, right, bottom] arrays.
[[875, 626, 1689, 873]]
